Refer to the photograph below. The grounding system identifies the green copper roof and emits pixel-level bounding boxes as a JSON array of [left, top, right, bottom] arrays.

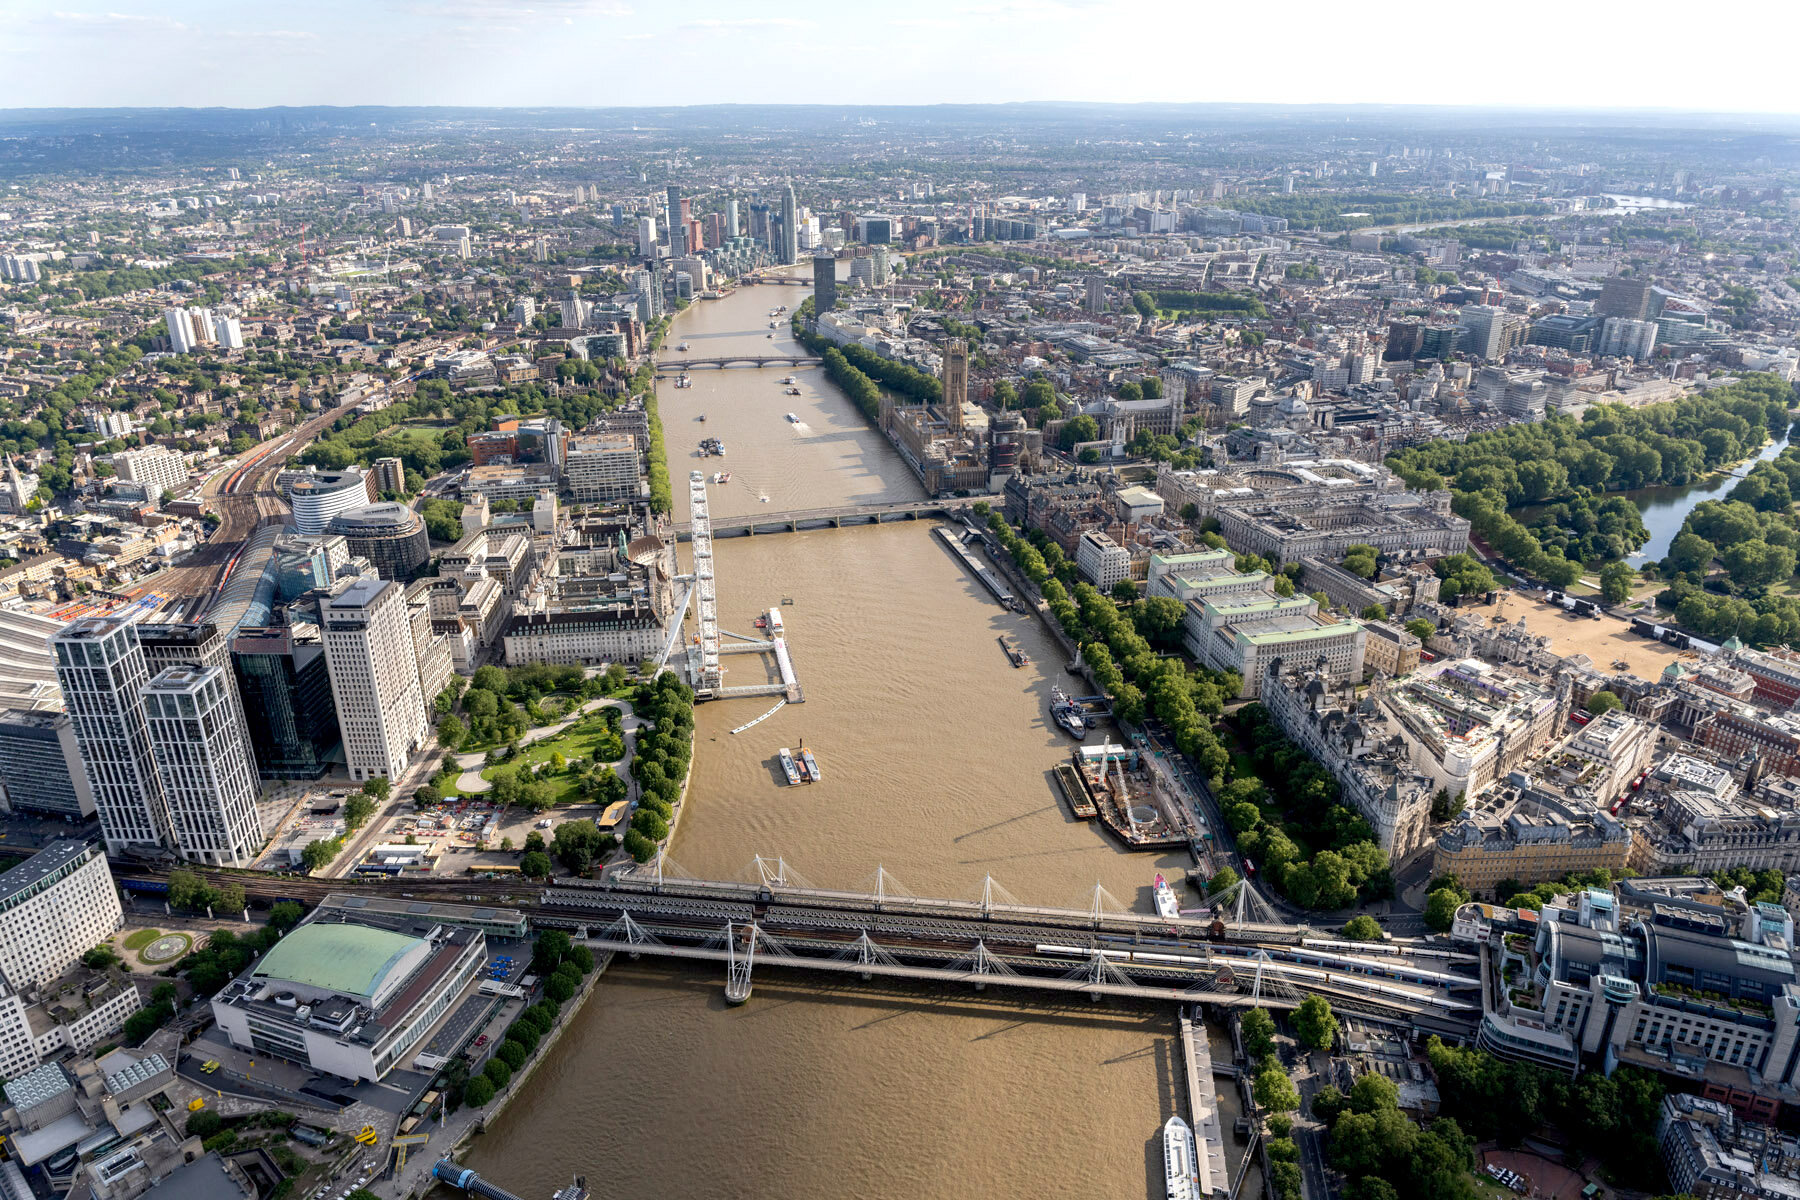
[[253, 922, 422, 999]]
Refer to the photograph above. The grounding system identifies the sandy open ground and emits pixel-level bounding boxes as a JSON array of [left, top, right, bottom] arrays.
[[1450, 591, 1696, 681]]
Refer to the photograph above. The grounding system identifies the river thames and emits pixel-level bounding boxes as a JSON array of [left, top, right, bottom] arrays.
[[465, 271, 1248, 1200]]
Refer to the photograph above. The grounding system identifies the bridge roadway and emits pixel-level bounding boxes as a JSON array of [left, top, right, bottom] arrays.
[[654, 355, 821, 373], [532, 873, 1482, 1026], [672, 497, 979, 540]]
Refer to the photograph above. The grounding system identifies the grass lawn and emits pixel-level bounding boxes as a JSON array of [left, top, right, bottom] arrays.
[[481, 716, 626, 805], [122, 928, 162, 951]]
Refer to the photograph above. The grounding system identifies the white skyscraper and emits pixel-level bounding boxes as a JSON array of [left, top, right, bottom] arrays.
[[638, 216, 658, 259], [163, 306, 197, 354], [212, 314, 244, 350], [142, 665, 265, 867], [51, 618, 172, 854], [320, 579, 428, 783]]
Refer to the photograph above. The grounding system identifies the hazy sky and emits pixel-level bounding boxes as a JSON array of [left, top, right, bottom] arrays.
[[3, 0, 1798, 113]]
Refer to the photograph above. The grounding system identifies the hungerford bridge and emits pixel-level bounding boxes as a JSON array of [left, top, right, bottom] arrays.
[[531, 856, 1483, 1033]]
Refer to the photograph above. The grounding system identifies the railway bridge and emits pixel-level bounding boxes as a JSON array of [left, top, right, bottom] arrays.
[[530, 857, 1483, 1029], [670, 497, 979, 541]]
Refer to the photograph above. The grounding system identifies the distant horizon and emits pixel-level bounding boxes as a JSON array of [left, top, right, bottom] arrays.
[[4, 0, 1798, 115]]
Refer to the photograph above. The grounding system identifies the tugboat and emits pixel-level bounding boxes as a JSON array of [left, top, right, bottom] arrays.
[[778, 748, 801, 786], [1050, 688, 1089, 739]]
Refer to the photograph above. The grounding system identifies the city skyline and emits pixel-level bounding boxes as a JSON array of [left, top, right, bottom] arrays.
[[1, 0, 1798, 114]]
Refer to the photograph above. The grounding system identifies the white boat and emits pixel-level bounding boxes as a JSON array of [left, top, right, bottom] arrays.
[[676, 341, 690, 351], [1164, 1116, 1199, 1200], [778, 748, 801, 786], [766, 607, 784, 634], [1154, 874, 1181, 922], [785, 412, 800, 423], [800, 748, 820, 783], [780, 376, 795, 385]]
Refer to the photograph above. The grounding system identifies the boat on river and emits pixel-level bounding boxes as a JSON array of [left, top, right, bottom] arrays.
[[1164, 1116, 1199, 1200], [785, 412, 800, 423], [1154, 874, 1182, 921], [676, 341, 690, 351], [1050, 688, 1088, 738], [800, 748, 821, 783], [778, 748, 801, 786]]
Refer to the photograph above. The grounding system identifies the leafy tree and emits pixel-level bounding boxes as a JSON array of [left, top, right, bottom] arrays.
[[1599, 561, 1636, 605], [1111, 578, 1138, 604], [519, 852, 553, 879], [1360, 604, 1388, 621], [545, 974, 576, 1003], [215, 882, 246, 915], [269, 902, 303, 932], [1293, 995, 1339, 1051], [496, 1041, 527, 1070], [1424, 887, 1464, 931], [1586, 690, 1623, 715], [1430, 788, 1466, 823], [482, 1058, 512, 1088], [1208, 866, 1240, 895], [532, 929, 571, 975], [1255, 1063, 1300, 1113], [343, 793, 375, 831], [1241, 1007, 1277, 1060], [1404, 618, 1434, 640], [1058, 413, 1100, 450], [301, 839, 339, 873], [167, 869, 211, 912], [1341, 914, 1383, 941]]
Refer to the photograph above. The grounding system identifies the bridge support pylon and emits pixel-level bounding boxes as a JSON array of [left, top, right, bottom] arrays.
[[725, 922, 757, 1005]]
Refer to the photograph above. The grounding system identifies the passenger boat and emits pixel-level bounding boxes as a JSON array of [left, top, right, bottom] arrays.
[[1164, 1116, 1199, 1200], [676, 341, 690, 351], [800, 748, 821, 783], [786, 387, 801, 395], [714, 471, 731, 484], [785, 412, 800, 423], [778, 748, 801, 786], [1049, 688, 1088, 739], [1154, 874, 1182, 922], [766, 608, 784, 634], [780, 376, 795, 385]]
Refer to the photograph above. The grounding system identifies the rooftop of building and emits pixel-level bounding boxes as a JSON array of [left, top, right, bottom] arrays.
[[326, 577, 390, 610], [0, 840, 96, 907], [251, 921, 423, 1001]]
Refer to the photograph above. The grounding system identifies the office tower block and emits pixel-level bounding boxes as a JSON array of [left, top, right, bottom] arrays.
[[320, 579, 428, 783], [115, 445, 188, 501], [812, 254, 837, 312], [0, 842, 122, 990], [943, 339, 968, 433], [232, 626, 341, 779], [779, 184, 799, 265], [0, 709, 96, 819], [1597, 275, 1654, 321], [1600, 317, 1659, 360], [727, 199, 740, 238], [671, 224, 687, 259], [1458, 304, 1511, 360], [513, 297, 535, 324], [637, 216, 658, 259], [142, 665, 264, 866], [51, 618, 171, 853], [1086, 275, 1106, 314]]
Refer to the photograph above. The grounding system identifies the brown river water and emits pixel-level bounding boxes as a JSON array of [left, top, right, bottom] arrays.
[[464, 271, 1251, 1200]]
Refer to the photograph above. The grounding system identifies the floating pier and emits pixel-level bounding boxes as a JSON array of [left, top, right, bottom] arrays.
[[1052, 761, 1098, 819], [934, 525, 1017, 610], [1180, 1013, 1231, 1199], [710, 607, 805, 702]]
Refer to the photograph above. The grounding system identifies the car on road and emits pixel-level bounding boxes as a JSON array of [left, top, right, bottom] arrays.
[[473, 1034, 488, 1048]]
